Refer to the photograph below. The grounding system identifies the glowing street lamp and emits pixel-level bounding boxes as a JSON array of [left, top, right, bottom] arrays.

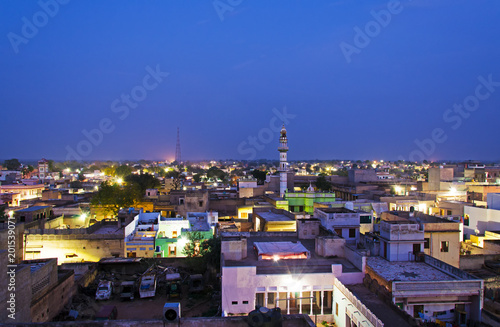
[[116, 178, 123, 185]]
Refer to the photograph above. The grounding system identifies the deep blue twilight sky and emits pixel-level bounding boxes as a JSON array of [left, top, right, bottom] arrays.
[[1, 0, 499, 162]]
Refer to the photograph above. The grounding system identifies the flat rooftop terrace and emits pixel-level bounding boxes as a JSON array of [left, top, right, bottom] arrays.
[[367, 257, 457, 282], [256, 211, 294, 222], [91, 225, 123, 235], [347, 284, 412, 327], [224, 236, 360, 274]]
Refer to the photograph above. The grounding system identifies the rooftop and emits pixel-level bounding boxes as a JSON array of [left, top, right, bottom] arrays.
[[223, 235, 360, 274], [367, 257, 456, 282], [256, 211, 294, 222], [317, 207, 356, 214], [347, 284, 412, 327], [16, 205, 52, 212], [91, 225, 123, 235]]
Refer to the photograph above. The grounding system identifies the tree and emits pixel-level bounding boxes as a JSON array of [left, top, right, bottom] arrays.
[[4, 159, 21, 171], [90, 182, 136, 216], [193, 173, 202, 183], [207, 166, 227, 182], [115, 165, 133, 178], [183, 234, 221, 272], [251, 170, 267, 185], [0, 206, 8, 223], [199, 236, 221, 270], [182, 231, 205, 257], [315, 176, 332, 191], [165, 170, 184, 190], [103, 166, 116, 177], [125, 173, 160, 198], [21, 165, 34, 178]]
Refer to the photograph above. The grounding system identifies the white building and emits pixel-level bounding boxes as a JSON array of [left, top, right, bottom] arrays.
[[464, 206, 500, 237], [220, 226, 382, 326], [314, 207, 360, 244]]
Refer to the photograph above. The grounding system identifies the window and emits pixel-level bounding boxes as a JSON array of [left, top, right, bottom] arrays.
[[441, 241, 449, 252], [243, 301, 248, 305], [140, 247, 146, 251], [241, 212, 248, 218], [199, 201, 203, 207], [299, 206, 304, 212], [349, 228, 356, 238], [232, 301, 238, 305], [179, 198, 184, 205], [172, 230, 178, 238], [360, 215, 372, 224], [424, 238, 430, 249], [447, 210, 452, 216], [464, 215, 469, 226], [335, 228, 342, 237], [336, 302, 339, 316]]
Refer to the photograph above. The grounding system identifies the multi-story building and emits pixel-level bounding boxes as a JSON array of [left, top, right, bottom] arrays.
[[220, 226, 383, 326], [0, 184, 45, 202], [381, 211, 461, 268], [0, 254, 75, 323], [37, 158, 49, 181], [314, 207, 360, 244]]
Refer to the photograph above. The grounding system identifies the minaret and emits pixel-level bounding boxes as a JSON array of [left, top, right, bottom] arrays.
[[278, 124, 289, 197], [175, 127, 181, 163]]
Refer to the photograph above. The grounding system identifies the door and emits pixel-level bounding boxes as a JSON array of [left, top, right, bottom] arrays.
[[413, 243, 421, 255]]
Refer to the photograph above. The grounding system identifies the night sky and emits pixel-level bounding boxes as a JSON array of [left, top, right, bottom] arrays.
[[1, 0, 499, 162]]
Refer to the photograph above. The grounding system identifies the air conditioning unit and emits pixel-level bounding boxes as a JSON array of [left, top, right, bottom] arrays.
[[163, 302, 181, 322]]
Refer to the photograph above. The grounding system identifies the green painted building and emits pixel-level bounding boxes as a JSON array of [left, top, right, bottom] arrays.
[[265, 191, 337, 214]]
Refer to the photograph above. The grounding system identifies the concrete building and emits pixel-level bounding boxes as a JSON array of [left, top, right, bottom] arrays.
[[381, 211, 461, 268], [0, 192, 21, 207], [220, 229, 383, 326], [365, 255, 483, 325], [464, 205, 500, 237], [253, 208, 296, 232], [154, 212, 215, 258], [38, 159, 49, 181], [124, 212, 160, 258], [314, 207, 360, 244], [487, 193, 500, 210], [0, 254, 76, 323], [276, 192, 337, 215], [428, 167, 454, 191], [348, 169, 378, 183], [24, 219, 129, 263], [0, 184, 45, 202], [14, 206, 53, 223]]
